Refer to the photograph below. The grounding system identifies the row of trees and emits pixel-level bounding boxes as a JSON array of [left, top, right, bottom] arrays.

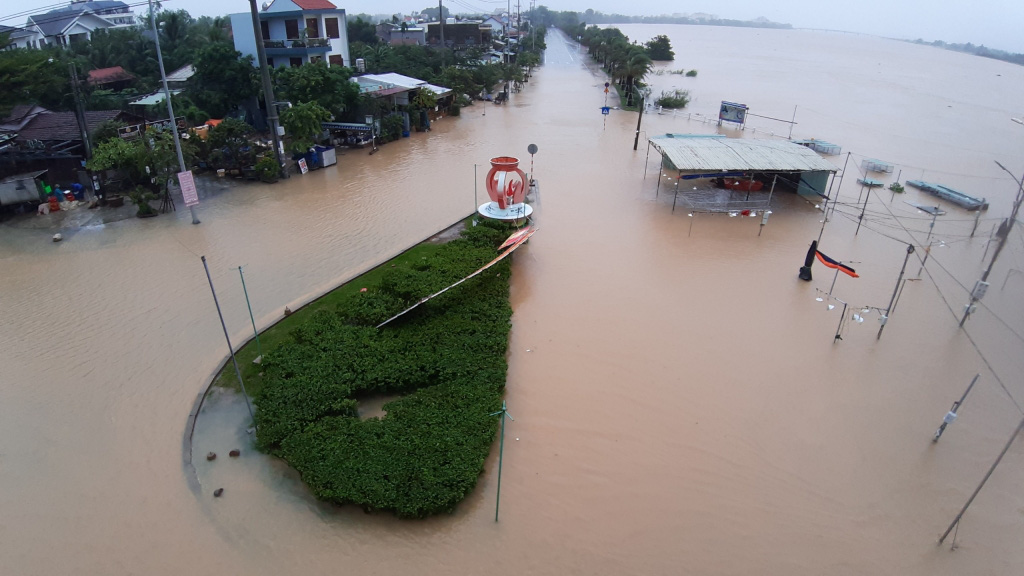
[[577, 27, 658, 107]]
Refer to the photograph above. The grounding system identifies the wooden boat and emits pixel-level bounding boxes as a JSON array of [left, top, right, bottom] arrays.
[[857, 178, 883, 187]]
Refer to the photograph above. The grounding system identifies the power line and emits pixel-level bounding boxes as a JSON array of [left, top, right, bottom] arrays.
[[834, 181, 1024, 413]]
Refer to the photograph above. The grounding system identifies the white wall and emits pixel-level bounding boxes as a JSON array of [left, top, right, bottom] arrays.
[[229, 13, 258, 62]]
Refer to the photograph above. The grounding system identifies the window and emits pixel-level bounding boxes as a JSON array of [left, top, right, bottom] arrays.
[[328, 54, 343, 67], [305, 18, 319, 38], [285, 19, 299, 39], [310, 56, 322, 64], [290, 57, 302, 67], [261, 21, 270, 40], [266, 57, 274, 67], [325, 18, 339, 39]]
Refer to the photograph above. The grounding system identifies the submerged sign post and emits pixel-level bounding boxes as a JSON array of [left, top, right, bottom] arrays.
[[178, 170, 199, 207], [719, 101, 748, 126]]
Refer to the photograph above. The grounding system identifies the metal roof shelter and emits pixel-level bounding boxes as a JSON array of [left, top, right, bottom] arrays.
[[650, 134, 838, 173], [646, 134, 839, 214]]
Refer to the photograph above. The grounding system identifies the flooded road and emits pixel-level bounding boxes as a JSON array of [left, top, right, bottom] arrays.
[[2, 26, 1024, 575]]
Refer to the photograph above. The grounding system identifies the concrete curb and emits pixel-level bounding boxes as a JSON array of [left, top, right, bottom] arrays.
[[181, 213, 476, 492]]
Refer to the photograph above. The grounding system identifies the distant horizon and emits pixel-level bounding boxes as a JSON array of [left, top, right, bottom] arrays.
[[3, 1, 1023, 54]]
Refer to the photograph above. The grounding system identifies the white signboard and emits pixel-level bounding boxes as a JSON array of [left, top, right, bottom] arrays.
[[298, 158, 309, 174], [178, 170, 199, 207]]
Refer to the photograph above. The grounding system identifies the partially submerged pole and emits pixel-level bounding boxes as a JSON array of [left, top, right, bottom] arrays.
[[489, 401, 514, 522], [877, 244, 914, 339], [202, 256, 256, 426], [938, 416, 1024, 545], [237, 265, 262, 363], [933, 374, 979, 441]]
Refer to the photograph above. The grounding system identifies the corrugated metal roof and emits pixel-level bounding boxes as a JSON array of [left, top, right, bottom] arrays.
[[650, 134, 838, 173]]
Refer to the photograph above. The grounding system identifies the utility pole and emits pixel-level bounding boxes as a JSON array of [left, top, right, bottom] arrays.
[[959, 161, 1023, 326], [855, 186, 871, 236], [438, 0, 444, 57], [632, 87, 644, 151], [938, 416, 1024, 545], [150, 0, 200, 224], [877, 244, 914, 339], [68, 63, 91, 160], [830, 152, 851, 221], [933, 374, 979, 441], [249, 0, 287, 179]]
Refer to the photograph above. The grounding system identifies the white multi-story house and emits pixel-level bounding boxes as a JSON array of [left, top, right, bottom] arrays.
[[8, 1, 135, 49], [230, 0, 350, 69]]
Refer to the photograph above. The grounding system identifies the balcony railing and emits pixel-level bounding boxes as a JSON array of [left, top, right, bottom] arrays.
[[264, 39, 285, 48], [308, 38, 329, 47]]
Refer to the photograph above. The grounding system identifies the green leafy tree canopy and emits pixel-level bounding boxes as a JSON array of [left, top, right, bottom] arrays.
[[645, 34, 675, 61]]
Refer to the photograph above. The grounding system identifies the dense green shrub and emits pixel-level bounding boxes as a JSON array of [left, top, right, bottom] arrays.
[[255, 219, 519, 517]]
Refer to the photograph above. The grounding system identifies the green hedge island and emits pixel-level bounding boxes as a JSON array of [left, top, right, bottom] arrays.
[[253, 219, 517, 518]]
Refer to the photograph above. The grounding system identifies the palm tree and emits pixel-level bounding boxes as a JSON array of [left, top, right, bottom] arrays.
[[623, 51, 652, 107]]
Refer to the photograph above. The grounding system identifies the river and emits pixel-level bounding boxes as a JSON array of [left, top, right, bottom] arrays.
[[1, 25, 1022, 576]]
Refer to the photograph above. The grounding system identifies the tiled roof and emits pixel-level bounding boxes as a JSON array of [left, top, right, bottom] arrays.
[[292, 0, 337, 10], [18, 110, 124, 142], [88, 66, 135, 85]]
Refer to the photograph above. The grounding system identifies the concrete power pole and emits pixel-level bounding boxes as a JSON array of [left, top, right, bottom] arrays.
[[150, 0, 200, 223], [248, 0, 287, 179], [68, 63, 91, 160]]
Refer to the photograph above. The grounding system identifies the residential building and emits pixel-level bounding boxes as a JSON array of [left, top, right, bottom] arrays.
[[8, 1, 135, 49], [424, 21, 492, 48], [375, 22, 426, 46], [480, 16, 504, 36], [230, 0, 350, 69]]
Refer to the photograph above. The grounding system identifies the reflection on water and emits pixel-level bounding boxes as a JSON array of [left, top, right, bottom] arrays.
[[2, 26, 1023, 576]]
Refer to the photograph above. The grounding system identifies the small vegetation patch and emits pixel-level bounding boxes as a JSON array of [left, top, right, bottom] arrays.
[[253, 220, 517, 518], [656, 89, 691, 109]]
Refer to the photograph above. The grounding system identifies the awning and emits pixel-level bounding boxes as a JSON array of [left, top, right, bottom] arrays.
[[322, 122, 371, 132]]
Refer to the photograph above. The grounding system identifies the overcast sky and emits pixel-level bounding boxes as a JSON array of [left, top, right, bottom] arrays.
[[6, 1, 1024, 53]]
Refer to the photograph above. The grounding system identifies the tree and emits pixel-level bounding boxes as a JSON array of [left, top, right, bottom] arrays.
[[645, 34, 674, 61], [280, 102, 331, 153], [420, 5, 451, 20], [206, 117, 254, 169], [87, 129, 195, 212], [0, 47, 73, 115], [191, 43, 257, 118], [274, 61, 359, 116], [347, 16, 379, 45]]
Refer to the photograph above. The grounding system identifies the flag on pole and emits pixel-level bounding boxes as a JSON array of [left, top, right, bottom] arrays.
[[815, 251, 859, 278]]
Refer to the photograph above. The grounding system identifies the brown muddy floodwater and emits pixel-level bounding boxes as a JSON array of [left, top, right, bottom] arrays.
[[3, 26, 1024, 576]]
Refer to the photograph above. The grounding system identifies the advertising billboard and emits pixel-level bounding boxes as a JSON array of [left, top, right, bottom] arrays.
[[719, 101, 748, 125]]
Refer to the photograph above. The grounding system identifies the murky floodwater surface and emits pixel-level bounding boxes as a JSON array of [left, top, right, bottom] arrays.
[[2, 27, 1023, 576]]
